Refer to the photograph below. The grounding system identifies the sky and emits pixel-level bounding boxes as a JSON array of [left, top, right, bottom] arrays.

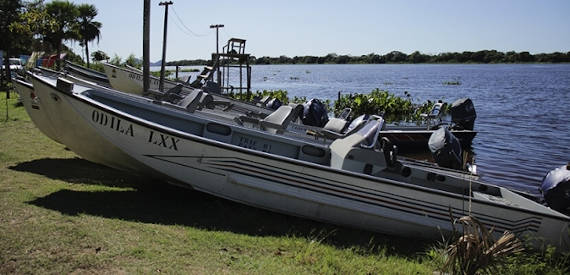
[[66, 0, 570, 62]]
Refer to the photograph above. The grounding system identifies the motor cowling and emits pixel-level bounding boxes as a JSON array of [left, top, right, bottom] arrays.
[[450, 98, 476, 130], [428, 127, 463, 170], [541, 164, 570, 213], [301, 98, 329, 127]]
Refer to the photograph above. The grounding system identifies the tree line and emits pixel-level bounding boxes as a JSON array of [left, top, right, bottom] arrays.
[[1, 0, 102, 79], [251, 51, 570, 64], [167, 50, 570, 66]]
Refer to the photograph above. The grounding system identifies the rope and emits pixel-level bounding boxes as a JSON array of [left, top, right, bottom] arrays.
[[221, 28, 236, 40], [469, 169, 473, 215]]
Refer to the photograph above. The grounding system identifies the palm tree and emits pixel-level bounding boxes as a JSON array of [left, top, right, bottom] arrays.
[[75, 4, 101, 68], [44, 0, 78, 70]]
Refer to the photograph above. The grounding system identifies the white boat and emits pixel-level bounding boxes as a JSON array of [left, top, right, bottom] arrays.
[[64, 60, 111, 88], [102, 62, 167, 95], [29, 72, 570, 250], [12, 77, 64, 144], [25, 73, 151, 173]]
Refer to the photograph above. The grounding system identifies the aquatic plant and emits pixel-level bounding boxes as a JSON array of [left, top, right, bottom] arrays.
[[150, 70, 173, 79], [227, 88, 447, 122], [333, 89, 445, 122], [179, 68, 199, 72], [227, 89, 290, 104], [292, 96, 308, 104]]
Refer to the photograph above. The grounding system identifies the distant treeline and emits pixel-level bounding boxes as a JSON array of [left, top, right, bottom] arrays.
[[166, 50, 570, 66], [166, 59, 210, 66]]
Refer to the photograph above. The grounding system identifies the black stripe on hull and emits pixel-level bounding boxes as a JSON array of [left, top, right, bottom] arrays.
[[146, 154, 542, 234]]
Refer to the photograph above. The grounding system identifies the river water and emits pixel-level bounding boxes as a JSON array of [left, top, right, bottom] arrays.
[[166, 64, 570, 196]]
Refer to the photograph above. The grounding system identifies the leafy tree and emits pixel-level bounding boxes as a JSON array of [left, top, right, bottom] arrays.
[[75, 3, 101, 68], [44, 0, 78, 70], [0, 0, 24, 84], [91, 50, 109, 62], [408, 51, 428, 63], [109, 54, 121, 66], [385, 51, 407, 63], [15, 0, 58, 52], [124, 53, 141, 69]]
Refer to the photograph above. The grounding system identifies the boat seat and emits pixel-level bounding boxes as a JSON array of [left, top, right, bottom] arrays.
[[323, 118, 349, 133], [158, 84, 185, 102], [164, 83, 183, 96], [234, 105, 302, 134], [178, 90, 203, 112], [198, 93, 214, 110], [330, 118, 389, 174], [313, 114, 380, 140], [260, 105, 297, 133], [309, 118, 349, 140]]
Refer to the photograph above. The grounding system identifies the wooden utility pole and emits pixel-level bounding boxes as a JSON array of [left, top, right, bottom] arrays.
[[143, 0, 150, 95], [210, 24, 224, 85], [209, 24, 224, 55], [158, 1, 173, 92]]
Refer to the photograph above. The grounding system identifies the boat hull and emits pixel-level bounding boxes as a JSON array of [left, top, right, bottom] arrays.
[[102, 63, 171, 95], [29, 75, 153, 174], [12, 78, 64, 144], [32, 75, 568, 249]]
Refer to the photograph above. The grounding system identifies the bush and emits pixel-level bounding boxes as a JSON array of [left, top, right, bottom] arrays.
[[334, 89, 445, 122]]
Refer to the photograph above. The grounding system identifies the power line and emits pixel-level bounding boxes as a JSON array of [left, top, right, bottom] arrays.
[[170, 14, 195, 37], [221, 28, 235, 40], [171, 6, 209, 37]]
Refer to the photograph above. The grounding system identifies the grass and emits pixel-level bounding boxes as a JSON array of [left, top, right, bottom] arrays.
[[2, 90, 569, 274], [0, 91, 433, 273]]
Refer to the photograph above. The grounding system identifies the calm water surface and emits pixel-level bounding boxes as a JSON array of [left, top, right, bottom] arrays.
[[173, 64, 570, 196]]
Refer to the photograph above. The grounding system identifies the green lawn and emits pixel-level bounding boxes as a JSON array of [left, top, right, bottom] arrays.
[[1, 90, 568, 274]]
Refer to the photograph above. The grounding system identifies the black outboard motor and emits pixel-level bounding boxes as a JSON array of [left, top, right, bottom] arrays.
[[540, 164, 570, 213], [428, 127, 463, 170], [301, 98, 329, 127], [450, 98, 476, 130]]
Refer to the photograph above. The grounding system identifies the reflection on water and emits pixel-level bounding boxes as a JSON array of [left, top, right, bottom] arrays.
[[158, 64, 570, 196]]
